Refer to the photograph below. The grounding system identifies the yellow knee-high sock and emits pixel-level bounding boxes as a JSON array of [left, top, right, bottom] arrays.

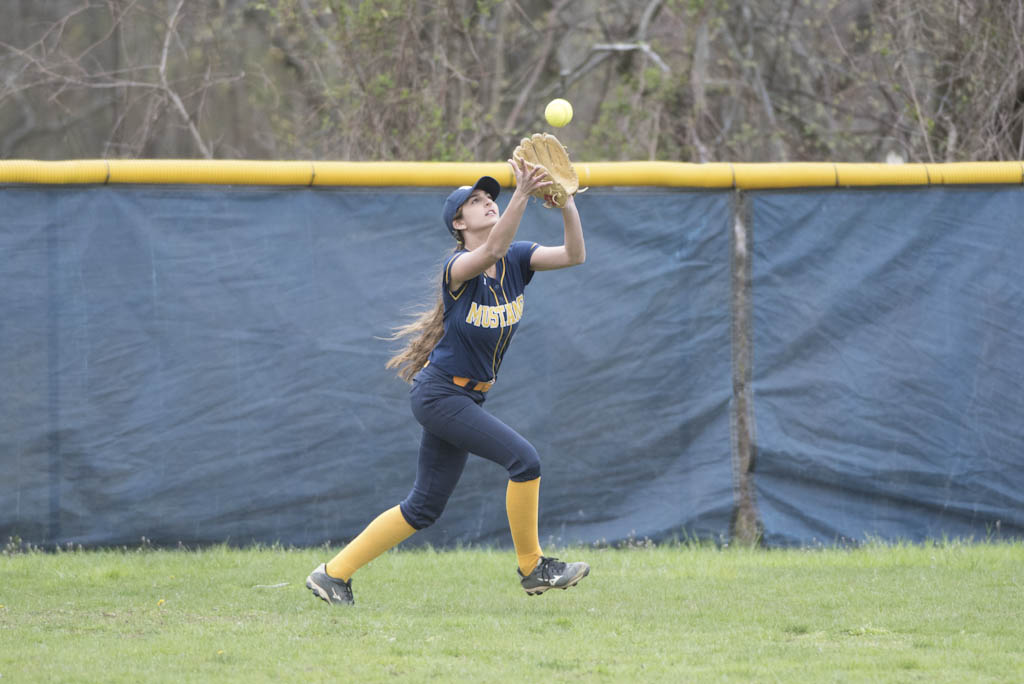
[[325, 505, 416, 582], [506, 477, 543, 576]]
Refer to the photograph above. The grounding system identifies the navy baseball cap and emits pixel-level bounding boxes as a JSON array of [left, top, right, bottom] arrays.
[[442, 176, 501, 237]]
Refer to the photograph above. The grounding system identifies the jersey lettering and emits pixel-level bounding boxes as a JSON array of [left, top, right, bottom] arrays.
[[466, 302, 484, 326], [465, 295, 525, 329]]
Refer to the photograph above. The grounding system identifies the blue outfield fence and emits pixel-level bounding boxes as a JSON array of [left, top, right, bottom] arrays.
[[1, 181, 1021, 548], [749, 187, 1024, 545]]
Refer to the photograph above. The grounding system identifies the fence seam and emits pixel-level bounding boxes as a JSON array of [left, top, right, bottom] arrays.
[[729, 189, 764, 545]]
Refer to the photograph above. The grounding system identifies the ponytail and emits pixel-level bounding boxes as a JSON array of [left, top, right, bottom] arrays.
[[385, 294, 445, 383], [385, 228, 464, 383]]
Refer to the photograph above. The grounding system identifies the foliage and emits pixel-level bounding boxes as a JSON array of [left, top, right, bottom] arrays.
[[1, 0, 1022, 161]]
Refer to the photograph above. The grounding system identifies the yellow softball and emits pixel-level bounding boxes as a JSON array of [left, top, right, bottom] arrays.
[[545, 98, 573, 128]]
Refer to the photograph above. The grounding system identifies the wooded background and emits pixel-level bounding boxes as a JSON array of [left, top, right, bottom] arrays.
[[2, 0, 1023, 163]]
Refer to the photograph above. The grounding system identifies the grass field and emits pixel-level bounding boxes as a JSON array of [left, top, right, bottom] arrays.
[[2, 540, 1022, 683]]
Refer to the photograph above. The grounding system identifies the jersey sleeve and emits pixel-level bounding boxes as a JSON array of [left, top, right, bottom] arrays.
[[509, 241, 540, 286], [442, 250, 469, 300]]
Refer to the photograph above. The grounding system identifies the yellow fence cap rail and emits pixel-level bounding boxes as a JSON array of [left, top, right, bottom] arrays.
[[573, 162, 735, 188], [924, 162, 1024, 185], [732, 163, 837, 189], [0, 160, 111, 184], [834, 164, 931, 186], [2, 159, 1022, 188], [311, 162, 516, 188], [106, 159, 315, 185]]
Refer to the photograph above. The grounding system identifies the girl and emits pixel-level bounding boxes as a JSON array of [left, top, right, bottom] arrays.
[[306, 157, 588, 605]]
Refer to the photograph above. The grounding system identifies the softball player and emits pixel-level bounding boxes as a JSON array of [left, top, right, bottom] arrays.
[[306, 157, 589, 605]]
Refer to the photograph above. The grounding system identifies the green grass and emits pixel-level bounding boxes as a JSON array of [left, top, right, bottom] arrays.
[[2, 541, 1023, 683]]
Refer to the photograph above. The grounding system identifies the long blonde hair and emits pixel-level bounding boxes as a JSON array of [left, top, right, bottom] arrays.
[[385, 217, 464, 383]]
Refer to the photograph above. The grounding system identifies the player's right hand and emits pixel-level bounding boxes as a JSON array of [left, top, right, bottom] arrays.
[[508, 156, 552, 198]]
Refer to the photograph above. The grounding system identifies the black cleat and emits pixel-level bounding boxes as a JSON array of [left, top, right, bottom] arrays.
[[305, 563, 355, 605], [518, 556, 590, 596]]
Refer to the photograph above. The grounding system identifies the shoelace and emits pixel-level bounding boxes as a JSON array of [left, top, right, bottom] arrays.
[[328, 574, 353, 595], [535, 556, 567, 579]]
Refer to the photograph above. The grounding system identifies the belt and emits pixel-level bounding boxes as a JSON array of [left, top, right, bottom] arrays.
[[451, 376, 494, 392], [423, 361, 493, 392]]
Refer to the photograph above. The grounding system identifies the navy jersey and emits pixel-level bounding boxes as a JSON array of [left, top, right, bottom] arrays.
[[426, 240, 540, 382]]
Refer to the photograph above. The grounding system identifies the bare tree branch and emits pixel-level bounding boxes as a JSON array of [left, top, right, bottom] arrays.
[[502, 0, 573, 134]]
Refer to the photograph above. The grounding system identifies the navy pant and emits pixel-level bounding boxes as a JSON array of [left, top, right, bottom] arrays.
[[399, 364, 541, 530]]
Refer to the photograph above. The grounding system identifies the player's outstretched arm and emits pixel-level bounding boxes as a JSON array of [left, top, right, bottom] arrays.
[[529, 196, 586, 271]]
